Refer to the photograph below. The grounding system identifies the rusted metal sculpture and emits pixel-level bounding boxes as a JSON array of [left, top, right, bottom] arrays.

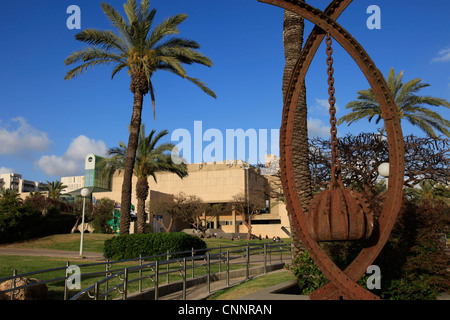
[[258, 0, 405, 299]]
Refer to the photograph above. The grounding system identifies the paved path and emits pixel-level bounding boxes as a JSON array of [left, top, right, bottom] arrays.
[[0, 247, 104, 260]]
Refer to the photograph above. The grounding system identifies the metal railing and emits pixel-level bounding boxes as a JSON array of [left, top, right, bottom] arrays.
[[0, 241, 292, 300]]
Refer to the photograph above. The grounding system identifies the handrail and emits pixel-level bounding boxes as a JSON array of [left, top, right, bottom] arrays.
[[0, 240, 292, 300]]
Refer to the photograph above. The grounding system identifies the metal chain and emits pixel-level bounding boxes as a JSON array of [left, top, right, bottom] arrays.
[[326, 33, 341, 187]]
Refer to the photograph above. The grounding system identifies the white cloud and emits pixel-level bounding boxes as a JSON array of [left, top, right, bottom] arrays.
[[313, 98, 340, 115], [37, 135, 107, 177], [0, 117, 51, 155], [431, 48, 450, 63], [0, 167, 15, 174], [308, 118, 331, 138]]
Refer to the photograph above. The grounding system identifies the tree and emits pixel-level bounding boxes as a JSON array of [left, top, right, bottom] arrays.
[[64, 0, 216, 234], [338, 68, 450, 138], [405, 180, 450, 206], [282, 9, 310, 256], [101, 126, 188, 233], [148, 196, 176, 233], [170, 192, 218, 237], [309, 133, 450, 213], [0, 189, 23, 209], [44, 180, 68, 199], [231, 192, 267, 240]]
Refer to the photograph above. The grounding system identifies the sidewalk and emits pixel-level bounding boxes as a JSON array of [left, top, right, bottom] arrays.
[[0, 247, 104, 260]]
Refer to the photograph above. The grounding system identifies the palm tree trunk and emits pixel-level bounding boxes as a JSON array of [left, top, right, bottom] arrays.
[[136, 177, 150, 233], [120, 72, 148, 235], [282, 9, 311, 257]]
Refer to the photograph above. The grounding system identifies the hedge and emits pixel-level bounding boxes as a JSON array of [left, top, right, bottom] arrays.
[[103, 232, 207, 260], [0, 205, 76, 244]]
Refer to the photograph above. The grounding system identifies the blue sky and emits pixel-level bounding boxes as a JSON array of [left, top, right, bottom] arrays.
[[0, 0, 449, 183]]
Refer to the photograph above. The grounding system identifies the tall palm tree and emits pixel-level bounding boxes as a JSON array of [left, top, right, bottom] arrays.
[[338, 68, 450, 138], [282, 9, 311, 257], [44, 180, 68, 199], [64, 0, 215, 234], [101, 126, 188, 233]]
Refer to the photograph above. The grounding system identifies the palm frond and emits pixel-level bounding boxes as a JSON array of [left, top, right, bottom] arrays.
[[147, 13, 188, 48], [100, 2, 131, 44], [340, 68, 450, 137], [75, 29, 129, 54]]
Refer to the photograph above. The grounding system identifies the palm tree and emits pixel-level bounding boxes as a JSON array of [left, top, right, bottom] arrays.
[[0, 188, 23, 207], [338, 68, 450, 138], [64, 0, 215, 234], [101, 126, 188, 233], [282, 9, 311, 256], [44, 180, 68, 199]]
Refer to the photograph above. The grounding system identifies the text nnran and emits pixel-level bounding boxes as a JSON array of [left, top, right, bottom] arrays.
[[223, 304, 271, 315]]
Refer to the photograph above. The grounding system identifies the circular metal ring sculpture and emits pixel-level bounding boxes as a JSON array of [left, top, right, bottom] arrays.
[[258, 0, 405, 300]]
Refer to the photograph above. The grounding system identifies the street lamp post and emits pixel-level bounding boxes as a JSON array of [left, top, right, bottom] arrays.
[[79, 187, 91, 258], [378, 162, 390, 190]]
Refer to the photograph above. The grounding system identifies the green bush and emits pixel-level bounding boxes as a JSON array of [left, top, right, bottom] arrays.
[[103, 232, 207, 260], [291, 250, 328, 294], [0, 204, 42, 243], [0, 203, 77, 244]]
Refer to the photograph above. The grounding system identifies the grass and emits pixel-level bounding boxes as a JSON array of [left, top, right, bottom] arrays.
[[207, 269, 297, 300], [0, 233, 114, 253]]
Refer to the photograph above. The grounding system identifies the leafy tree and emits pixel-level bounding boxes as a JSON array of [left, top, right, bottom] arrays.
[[338, 68, 450, 138], [91, 197, 116, 233], [64, 0, 215, 234]]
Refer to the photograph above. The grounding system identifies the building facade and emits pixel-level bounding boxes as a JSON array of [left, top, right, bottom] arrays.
[[0, 173, 46, 193], [80, 155, 290, 238]]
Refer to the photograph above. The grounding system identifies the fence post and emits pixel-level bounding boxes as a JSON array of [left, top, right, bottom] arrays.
[[280, 243, 283, 262], [155, 260, 159, 300], [166, 250, 170, 284], [263, 244, 267, 274], [122, 268, 128, 300], [64, 261, 69, 300], [139, 254, 143, 293], [105, 259, 110, 300], [10, 269, 17, 301], [191, 247, 195, 278], [218, 244, 222, 273], [94, 282, 100, 300], [226, 250, 230, 287], [182, 258, 187, 300], [206, 253, 211, 294], [246, 244, 249, 280], [269, 243, 272, 265]]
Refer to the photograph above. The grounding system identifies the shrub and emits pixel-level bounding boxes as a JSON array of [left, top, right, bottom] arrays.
[[90, 198, 116, 234], [0, 204, 42, 243], [103, 232, 207, 260], [291, 250, 328, 294], [0, 203, 76, 244]]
